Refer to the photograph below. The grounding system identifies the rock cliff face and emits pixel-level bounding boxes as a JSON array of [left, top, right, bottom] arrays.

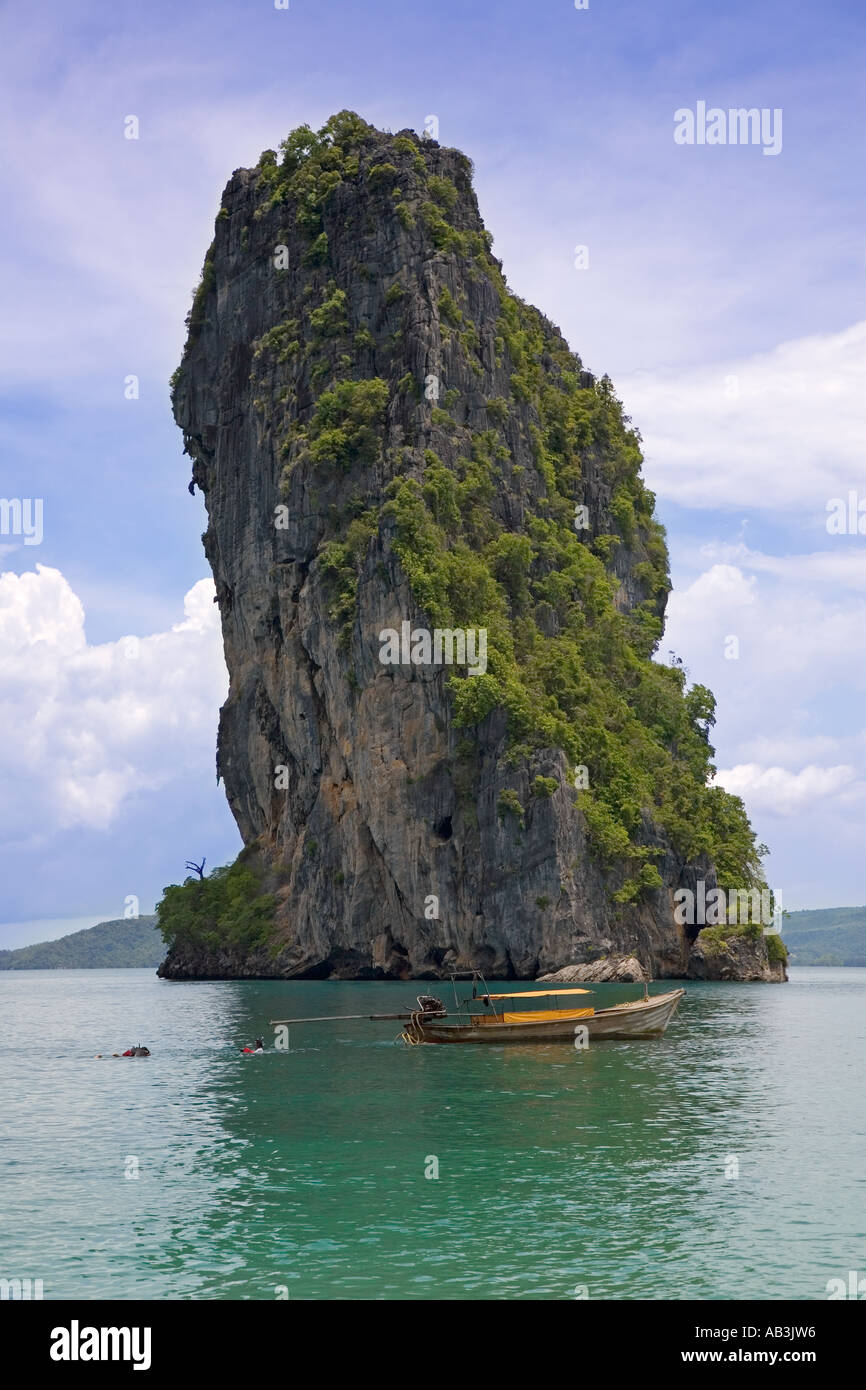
[[686, 933, 787, 982], [162, 112, 782, 983]]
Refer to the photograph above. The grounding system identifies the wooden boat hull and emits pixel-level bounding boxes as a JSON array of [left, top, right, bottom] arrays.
[[413, 989, 685, 1044]]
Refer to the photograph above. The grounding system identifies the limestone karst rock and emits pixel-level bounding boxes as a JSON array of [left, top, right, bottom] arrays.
[[159, 112, 781, 982]]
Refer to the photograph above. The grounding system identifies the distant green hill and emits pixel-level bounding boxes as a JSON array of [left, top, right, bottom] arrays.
[[782, 907, 866, 966], [0, 917, 164, 969]]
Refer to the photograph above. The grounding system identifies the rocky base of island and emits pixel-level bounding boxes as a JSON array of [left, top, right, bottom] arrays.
[[536, 937, 787, 985]]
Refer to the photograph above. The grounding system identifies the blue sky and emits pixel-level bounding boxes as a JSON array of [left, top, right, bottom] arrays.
[[1, 0, 864, 945]]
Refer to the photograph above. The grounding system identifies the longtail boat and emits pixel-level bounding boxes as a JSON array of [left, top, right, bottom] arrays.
[[269, 973, 685, 1046]]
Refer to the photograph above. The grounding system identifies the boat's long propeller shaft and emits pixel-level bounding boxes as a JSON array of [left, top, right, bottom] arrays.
[[268, 1011, 445, 1025]]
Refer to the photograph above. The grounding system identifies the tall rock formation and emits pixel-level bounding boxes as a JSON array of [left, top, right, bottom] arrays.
[[161, 112, 783, 982]]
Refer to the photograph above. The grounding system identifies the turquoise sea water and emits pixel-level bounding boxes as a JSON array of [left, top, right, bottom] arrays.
[[1, 967, 863, 1300]]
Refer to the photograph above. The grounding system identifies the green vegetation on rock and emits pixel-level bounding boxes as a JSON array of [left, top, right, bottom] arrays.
[[157, 861, 275, 956], [305, 378, 389, 470]]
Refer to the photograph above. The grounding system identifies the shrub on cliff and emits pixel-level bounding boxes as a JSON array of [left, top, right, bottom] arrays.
[[305, 378, 389, 471], [157, 862, 275, 954]]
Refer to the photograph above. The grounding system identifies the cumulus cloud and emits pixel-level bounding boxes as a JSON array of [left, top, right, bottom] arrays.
[[697, 543, 866, 591], [659, 545, 866, 901], [0, 566, 227, 843], [714, 762, 863, 816], [658, 546, 866, 902], [620, 321, 866, 512], [665, 559, 866, 694]]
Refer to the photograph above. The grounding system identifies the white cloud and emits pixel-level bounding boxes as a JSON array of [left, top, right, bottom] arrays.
[[697, 543, 866, 590], [715, 762, 863, 816], [662, 552, 866, 874], [669, 561, 758, 613], [0, 566, 226, 841], [665, 560, 866, 692], [620, 321, 866, 511]]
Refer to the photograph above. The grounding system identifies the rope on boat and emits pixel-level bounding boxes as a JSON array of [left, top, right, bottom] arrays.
[[400, 1010, 424, 1045], [400, 996, 445, 1045]]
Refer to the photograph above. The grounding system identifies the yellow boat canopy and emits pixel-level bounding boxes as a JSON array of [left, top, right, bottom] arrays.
[[480, 988, 592, 1000]]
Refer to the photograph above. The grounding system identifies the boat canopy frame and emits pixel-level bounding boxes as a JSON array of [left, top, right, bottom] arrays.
[[448, 970, 601, 1023]]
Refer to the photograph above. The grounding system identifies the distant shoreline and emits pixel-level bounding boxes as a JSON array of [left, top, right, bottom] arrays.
[[0, 917, 163, 970]]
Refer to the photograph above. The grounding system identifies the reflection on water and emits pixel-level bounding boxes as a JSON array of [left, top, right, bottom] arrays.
[[1, 969, 863, 1299]]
